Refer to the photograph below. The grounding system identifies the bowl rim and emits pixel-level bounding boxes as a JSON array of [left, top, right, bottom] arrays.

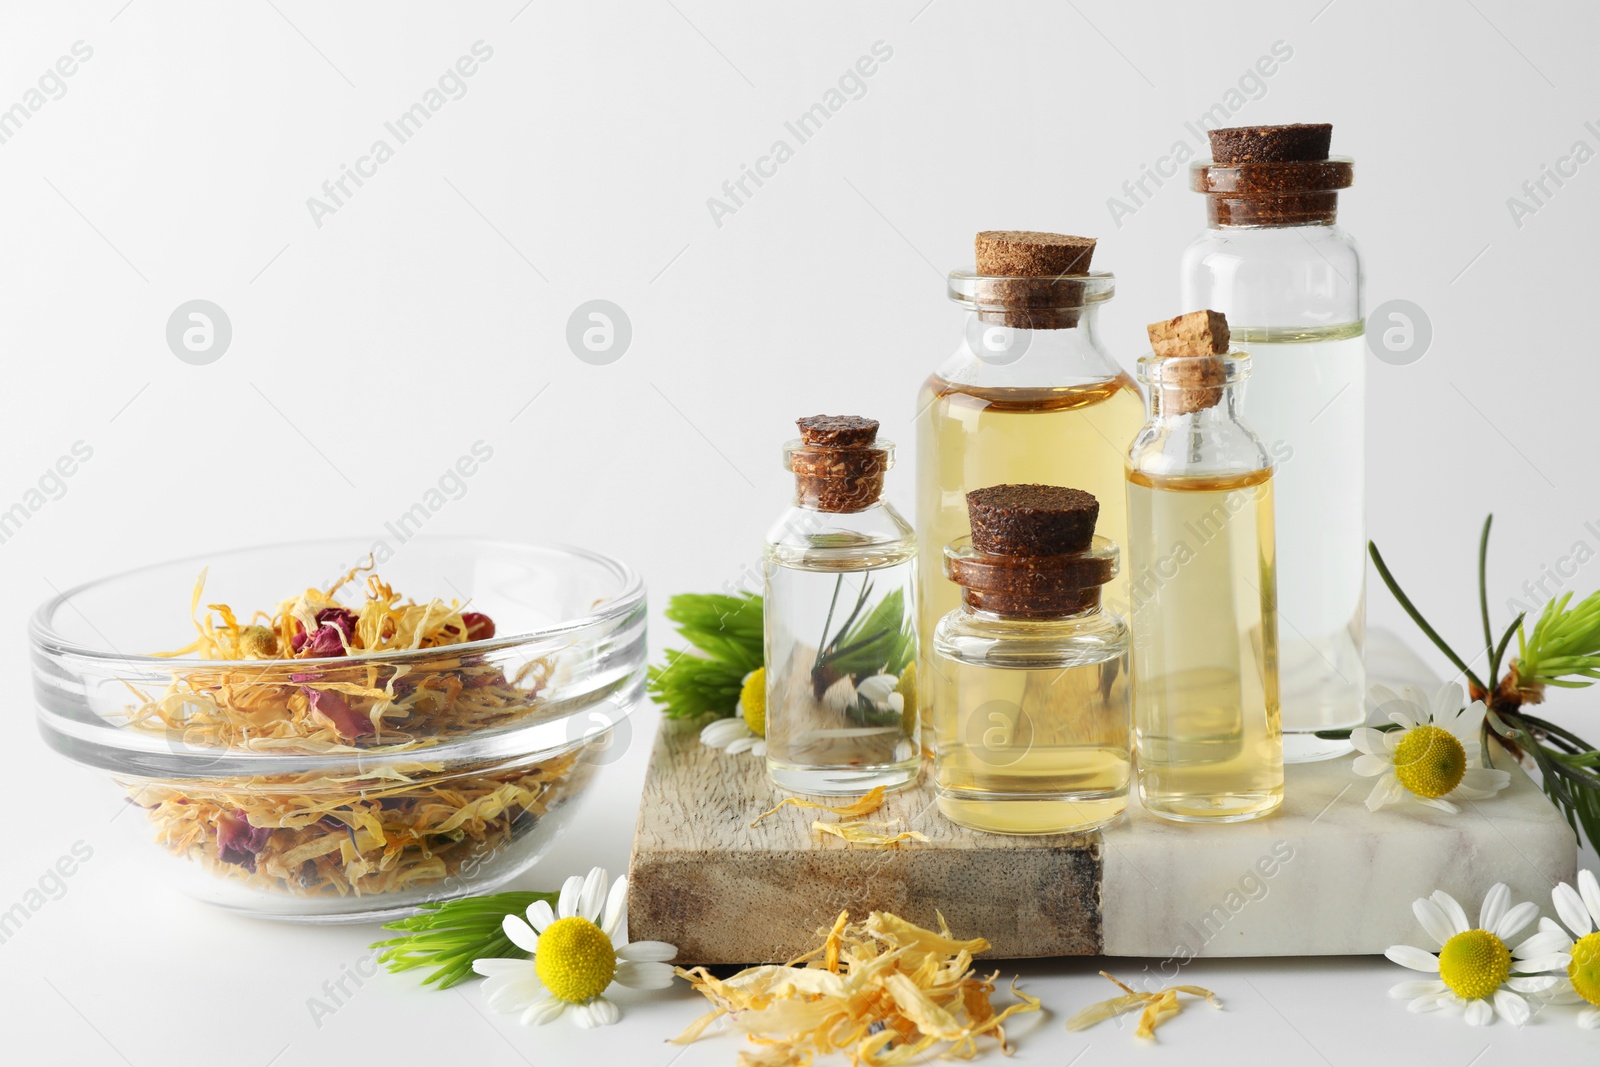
[[28, 534, 647, 668]]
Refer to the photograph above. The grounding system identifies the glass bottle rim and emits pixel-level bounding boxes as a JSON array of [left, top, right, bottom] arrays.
[[1136, 349, 1251, 386], [781, 437, 895, 472], [947, 269, 1114, 313]]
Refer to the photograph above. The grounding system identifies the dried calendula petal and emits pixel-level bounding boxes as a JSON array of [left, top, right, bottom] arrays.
[[749, 785, 887, 827], [674, 911, 1038, 1062], [811, 820, 928, 847], [1065, 971, 1221, 1043]]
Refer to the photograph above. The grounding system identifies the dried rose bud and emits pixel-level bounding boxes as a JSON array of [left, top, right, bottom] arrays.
[[462, 612, 496, 642]]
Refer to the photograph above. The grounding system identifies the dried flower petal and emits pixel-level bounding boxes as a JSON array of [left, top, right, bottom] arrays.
[[674, 911, 1037, 1063], [811, 821, 928, 847], [750, 786, 887, 827], [1065, 971, 1221, 1043]]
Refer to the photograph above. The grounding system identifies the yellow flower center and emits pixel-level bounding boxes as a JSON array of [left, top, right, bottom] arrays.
[[534, 916, 616, 1004], [1437, 928, 1511, 1000], [1570, 931, 1600, 1007], [741, 668, 766, 738], [1391, 725, 1467, 799]]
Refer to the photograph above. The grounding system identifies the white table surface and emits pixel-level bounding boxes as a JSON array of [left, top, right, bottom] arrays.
[[3, 1, 1598, 1063]]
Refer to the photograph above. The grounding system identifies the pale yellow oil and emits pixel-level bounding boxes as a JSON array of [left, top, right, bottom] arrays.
[[933, 659, 1131, 834], [1127, 468, 1284, 822], [915, 376, 1145, 738]]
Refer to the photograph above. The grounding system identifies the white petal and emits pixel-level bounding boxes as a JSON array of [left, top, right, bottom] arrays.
[[573, 997, 621, 1028], [473, 957, 534, 977], [617, 940, 677, 962], [1454, 768, 1511, 799], [1507, 976, 1559, 993], [699, 718, 743, 745], [1408, 993, 1451, 1013], [1464, 998, 1494, 1026], [577, 867, 609, 924], [1398, 684, 1433, 719], [1366, 774, 1403, 812], [1515, 918, 1574, 959], [1580, 868, 1600, 928], [1495, 900, 1540, 942], [1350, 727, 1388, 756], [1389, 710, 1419, 730], [1390, 979, 1448, 999], [502, 914, 541, 954], [1431, 682, 1465, 723], [486, 973, 547, 1014], [602, 874, 629, 939], [558, 874, 584, 919], [527, 898, 556, 933], [1352, 753, 1391, 777], [520, 995, 565, 1026], [1493, 990, 1529, 1027], [1386, 944, 1441, 973], [1413, 898, 1457, 948], [1431, 891, 1470, 935], [613, 960, 676, 989], [1416, 796, 1460, 814], [725, 736, 758, 754], [1579, 1007, 1600, 1029], [1451, 700, 1486, 740], [751, 740, 767, 756], [1515, 952, 1573, 974], [1479, 883, 1510, 932]]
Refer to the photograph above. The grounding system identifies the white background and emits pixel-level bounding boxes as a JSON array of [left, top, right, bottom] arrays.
[[1, 1, 1597, 1063]]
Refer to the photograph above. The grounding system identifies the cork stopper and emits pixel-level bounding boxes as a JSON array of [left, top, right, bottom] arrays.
[[1145, 311, 1229, 415], [968, 484, 1099, 557], [946, 484, 1116, 617], [973, 231, 1097, 330], [1193, 123, 1351, 226], [785, 415, 890, 514], [797, 414, 879, 448], [1207, 123, 1332, 164]]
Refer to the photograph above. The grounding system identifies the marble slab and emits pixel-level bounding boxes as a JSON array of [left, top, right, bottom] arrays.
[[628, 631, 1578, 963]]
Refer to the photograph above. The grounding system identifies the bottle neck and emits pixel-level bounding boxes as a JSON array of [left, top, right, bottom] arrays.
[[1145, 379, 1245, 424], [946, 302, 1123, 388]]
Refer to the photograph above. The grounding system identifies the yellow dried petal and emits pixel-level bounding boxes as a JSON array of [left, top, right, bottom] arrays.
[[810, 821, 928, 847], [750, 786, 887, 827], [1065, 972, 1220, 1043]]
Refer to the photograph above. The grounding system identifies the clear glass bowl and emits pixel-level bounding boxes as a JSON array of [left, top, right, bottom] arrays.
[[30, 537, 646, 923]]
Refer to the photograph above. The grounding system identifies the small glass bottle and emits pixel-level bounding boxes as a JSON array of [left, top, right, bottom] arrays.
[[1181, 123, 1364, 761], [1128, 311, 1283, 823], [916, 231, 1144, 746], [763, 415, 920, 795], [932, 484, 1130, 835]]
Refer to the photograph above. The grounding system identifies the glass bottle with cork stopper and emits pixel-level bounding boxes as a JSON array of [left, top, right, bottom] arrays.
[[1182, 123, 1364, 761], [763, 415, 920, 795], [915, 231, 1143, 748], [932, 484, 1130, 835], [1127, 310, 1284, 823]]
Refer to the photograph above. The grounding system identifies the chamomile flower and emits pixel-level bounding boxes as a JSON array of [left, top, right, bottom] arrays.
[[1386, 883, 1565, 1026], [1352, 682, 1511, 813], [1516, 869, 1600, 1028], [472, 867, 677, 1028], [700, 669, 766, 757]]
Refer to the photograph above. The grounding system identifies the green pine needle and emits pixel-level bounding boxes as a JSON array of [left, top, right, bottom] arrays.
[[646, 592, 764, 719], [371, 890, 556, 989]]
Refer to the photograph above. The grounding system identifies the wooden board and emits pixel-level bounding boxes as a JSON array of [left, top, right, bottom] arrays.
[[628, 633, 1578, 964]]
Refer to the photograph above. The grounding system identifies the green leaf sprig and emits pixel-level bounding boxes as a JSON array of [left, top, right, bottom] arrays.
[[371, 890, 556, 989], [646, 592, 763, 720], [1359, 514, 1600, 849]]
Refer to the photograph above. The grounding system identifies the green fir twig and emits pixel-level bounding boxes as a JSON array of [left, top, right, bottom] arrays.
[[371, 890, 556, 989]]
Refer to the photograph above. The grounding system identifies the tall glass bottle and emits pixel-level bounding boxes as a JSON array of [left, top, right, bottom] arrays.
[[1128, 311, 1283, 823], [916, 231, 1144, 745], [932, 484, 1130, 835], [763, 415, 919, 795], [1181, 123, 1364, 761]]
